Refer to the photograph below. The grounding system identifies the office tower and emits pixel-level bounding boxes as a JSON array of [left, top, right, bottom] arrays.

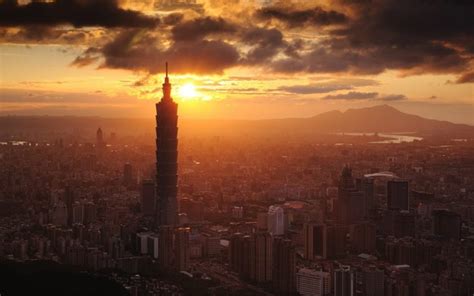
[[349, 222, 376, 254], [83, 202, 97, 224], [356, 177, 375, 215], [336, 166, 365, 224], [304, 223, 347, 260], [155, 63, 178, 227], [123, 163, 133, 186], [65, 186, 74, 227], [96, 127, 104, 148], [268, 205, 285, 235], [180, 198, 204, 221], [255, 232, 273, 282], [158, 226, 174, 269], [141, 180, 155, 216], [272, 237, 296, 296], [304, 223, 324, 260], [296, 268, 331, 296], [355, 267, 384, 296], [175, 227, 190, 271], [334, 265, 354, 296], [384, 210, 416, 238], [72, 202, 84, 224], [52, 201, 68, 226], [229, 232, 273, 283], [257, 212, 268, 230], [387, 180, 409, 210], [432, 209, 461, 240]]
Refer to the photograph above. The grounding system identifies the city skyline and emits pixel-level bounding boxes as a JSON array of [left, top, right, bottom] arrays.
[[0, 0, 473, 124], [1, 1, 474, 296]]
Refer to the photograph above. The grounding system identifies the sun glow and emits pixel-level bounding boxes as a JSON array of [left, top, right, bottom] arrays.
[[178, 83, 198, 100]]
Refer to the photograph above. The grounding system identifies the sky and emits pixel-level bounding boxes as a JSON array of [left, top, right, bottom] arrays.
[[0, 0, 473, 123]]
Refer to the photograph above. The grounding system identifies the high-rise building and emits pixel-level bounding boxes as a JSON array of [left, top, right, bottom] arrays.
[[255, 232, 273, 282], [123, 163, 133, 186], [349, 222, 376, 254], [175, 227, 190, 271], [336, 166, 365, 224], [272, 237, 296, 295], [356, 177, 375, 215], [155, 63, 178, 227], [304, 223, 348, 260], [65, 186, 74, 227], [96, 127, 104, 148], [432, 209, 461, 240], [387, 180, 409, 210], [334, 265, 354, 296], [229, 232, 273, 283], [354, 267, 384, 296], [268, 205, 285, 236], [158, 226, 174, 269], [296, 268, 331, 296], [384, 210, 416, 238], [141, 179, 155, 216]]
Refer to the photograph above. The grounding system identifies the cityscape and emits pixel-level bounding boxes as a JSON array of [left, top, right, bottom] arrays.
[[1, 1, 474, 296]]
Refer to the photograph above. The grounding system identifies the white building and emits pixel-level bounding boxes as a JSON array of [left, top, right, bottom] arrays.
[[268, 205, 285, 235], [296, 268, 331, 296]]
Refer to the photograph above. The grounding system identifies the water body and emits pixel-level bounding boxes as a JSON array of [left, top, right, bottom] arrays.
[[337, 132, 423, 144]]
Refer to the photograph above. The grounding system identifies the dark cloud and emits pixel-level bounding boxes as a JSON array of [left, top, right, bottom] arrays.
[[256, 6, 347, 27], [0, 0, 159, 28], [378, 94, 407, 101], [80, 29, 239, 74], [322, 92, 378, 100], [278, 84, 353, 95], [455, 71, 474, 84], [241, 27, 285, 63], [171, 17, 236, 41], [268, 0, 473, 76], [321, 92, 407, 101]]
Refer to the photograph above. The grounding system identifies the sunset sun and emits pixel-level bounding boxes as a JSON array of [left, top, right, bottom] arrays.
[[178, 83, 198, 100]]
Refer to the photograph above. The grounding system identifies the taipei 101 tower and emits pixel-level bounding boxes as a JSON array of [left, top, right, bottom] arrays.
[[155, 63, 178, 227]]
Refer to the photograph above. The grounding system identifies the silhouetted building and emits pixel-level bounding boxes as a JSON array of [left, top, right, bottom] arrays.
[[305, 223, 348, 260], [175, 227, 190, 271], [141, 180, 155, 216], [272, 237, 296, 295], [355, 267, 384, 296], [296, 268, 330, 296], [432, 209, 461, 240], [123, 163, 133, 186], [387, 180, 409, 210], [384, 210, 416, 238], [64, 186, 75, 227], [268, 205, 285, 235], [96, 127, 104, 148], [334, 265, 354, 296], [336, 166, 365, 224], [349, 222, 376, 254], [155, 63, 178, 227]]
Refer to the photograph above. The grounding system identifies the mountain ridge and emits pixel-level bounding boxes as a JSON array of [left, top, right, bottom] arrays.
[[1, 105, 473, 137]]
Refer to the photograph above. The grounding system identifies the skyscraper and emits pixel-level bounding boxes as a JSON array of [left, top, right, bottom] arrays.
[[387, 180, 409, 210], [96, 127, 104, 148], [155, 63, 178, 227], [268, 205, 285, 236], [272, 237, 296, 295], [334, 265, 354, 296], [141, 179, 155, 216]]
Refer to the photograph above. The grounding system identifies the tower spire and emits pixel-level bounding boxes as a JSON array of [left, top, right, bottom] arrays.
[[162, 61, 171, 100]]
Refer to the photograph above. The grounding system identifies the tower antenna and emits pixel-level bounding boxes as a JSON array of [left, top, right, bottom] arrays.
[[165, 62, 168, 78]]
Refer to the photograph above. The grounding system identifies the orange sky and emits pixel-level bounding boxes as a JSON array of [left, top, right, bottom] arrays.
[[0, 0, 473, 123]]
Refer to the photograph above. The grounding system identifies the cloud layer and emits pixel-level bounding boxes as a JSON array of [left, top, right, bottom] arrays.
[[0, 0, 473, 82]]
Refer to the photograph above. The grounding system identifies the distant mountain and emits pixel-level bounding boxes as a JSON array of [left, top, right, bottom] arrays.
[[307, 104, 474, 134], [0, 105, 473, 139]]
